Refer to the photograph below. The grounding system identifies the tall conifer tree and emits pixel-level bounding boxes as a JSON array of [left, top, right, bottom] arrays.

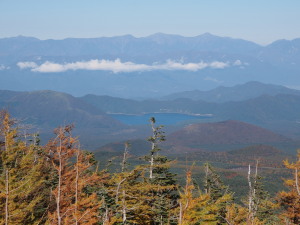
[[136, 117, 178, 224], [0, 111, 46, 224]]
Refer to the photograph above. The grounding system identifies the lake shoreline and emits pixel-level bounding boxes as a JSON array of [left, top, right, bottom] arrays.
[[107, 112, 213, 117], [109, 112, 213, 125]]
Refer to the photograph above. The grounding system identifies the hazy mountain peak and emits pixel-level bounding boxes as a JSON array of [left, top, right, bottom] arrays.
[[147, 32, 182, 38], [112, 34, 136, 39], [14, 35, 39, 40], [198, 32, 215, 38], [2, 35, 39, 42]]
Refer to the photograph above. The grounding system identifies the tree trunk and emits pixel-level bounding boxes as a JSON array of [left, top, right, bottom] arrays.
[[179, 202, 182, 225], [75, 148, 79, 225], [150, 151, 154, 179], [149, 118, 156, 179], [121, 142, 129, 173], [296, 168, 300, 196], [247, 164, 252, 224], [5, 169, 9, 225], [56, 139, 62, 225], [122, 190, 127, 224]]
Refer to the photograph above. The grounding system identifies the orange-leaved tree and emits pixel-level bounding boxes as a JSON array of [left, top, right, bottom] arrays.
[[46, 125, 105, 225], [278, 150, 300, 224]]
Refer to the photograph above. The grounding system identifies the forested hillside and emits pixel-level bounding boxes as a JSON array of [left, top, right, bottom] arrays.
[[1, 111, 300, 224]]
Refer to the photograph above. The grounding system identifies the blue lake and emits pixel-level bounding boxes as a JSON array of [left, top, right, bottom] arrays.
[[110, 113, 211, 125]]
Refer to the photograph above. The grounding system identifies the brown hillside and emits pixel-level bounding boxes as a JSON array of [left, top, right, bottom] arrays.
[[166, 120, 290, 146]]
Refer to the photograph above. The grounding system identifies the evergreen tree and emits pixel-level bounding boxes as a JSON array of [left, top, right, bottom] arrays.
[[134, 117, 178, 224], [107, 166, 144, 224], [203, 163, 233, 224], [0, 111, 47, 225]]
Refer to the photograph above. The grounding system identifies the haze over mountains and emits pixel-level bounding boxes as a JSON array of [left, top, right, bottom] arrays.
[[1, 33, 300, 153], [79, 82, 300, 138], [1, 33, 300, 98], [2, 1, 300, 214], [1, 81, 300, 151], [161, 81, 300, 102]]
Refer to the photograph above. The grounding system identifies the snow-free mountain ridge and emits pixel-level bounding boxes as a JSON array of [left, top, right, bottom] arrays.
[[1, 33, 300, 98]]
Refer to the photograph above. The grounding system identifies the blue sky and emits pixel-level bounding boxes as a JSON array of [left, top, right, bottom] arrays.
[[1, 0, 300, 44]]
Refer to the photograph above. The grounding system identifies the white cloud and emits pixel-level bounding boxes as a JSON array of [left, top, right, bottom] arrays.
[[209, 61, 228, 69], [155, 60, 209, 71], [232, 59, 249, 67], [233, 60, 242, 66], [31, 59, 152, 73], [17, 59, 230, 73], [17, 62, 38, 69]]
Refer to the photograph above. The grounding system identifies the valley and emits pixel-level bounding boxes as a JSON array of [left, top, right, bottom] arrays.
[[1, 81, 299, 199]]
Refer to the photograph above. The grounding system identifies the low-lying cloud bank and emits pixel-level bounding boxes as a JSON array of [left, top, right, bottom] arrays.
[[17, 59, 240, 73]]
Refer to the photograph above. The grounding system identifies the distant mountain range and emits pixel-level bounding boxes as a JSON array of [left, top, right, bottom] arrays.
[[0, 33, 300, 98], [1, 33, 299, 194], [1, 81, 300, 149], [1, 33, 299, 65], [0, 33, 265, 63], [161, 81, 300, 102], [81, 81, 300, 111], [79, 82, 300, 138]]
